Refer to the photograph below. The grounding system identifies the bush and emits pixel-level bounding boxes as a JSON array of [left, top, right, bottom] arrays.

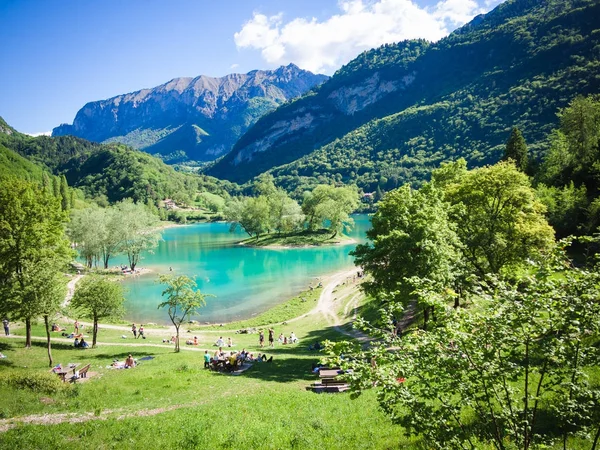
[[2, 371, 68, 394]]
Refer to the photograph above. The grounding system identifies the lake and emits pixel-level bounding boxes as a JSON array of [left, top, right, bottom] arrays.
[[119, 215, 371, 324]]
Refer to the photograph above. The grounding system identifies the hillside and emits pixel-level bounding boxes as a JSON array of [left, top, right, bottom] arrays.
[[52, 64, 328, 162], [0, 117, 234, 205], [208, 0, 600, 192]]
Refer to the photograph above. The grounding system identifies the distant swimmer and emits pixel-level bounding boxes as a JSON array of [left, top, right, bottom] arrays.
[[205, 277, 210, 282], [169, 266, 172, 271]]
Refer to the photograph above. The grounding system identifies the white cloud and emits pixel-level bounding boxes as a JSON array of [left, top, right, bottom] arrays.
[[230, 63, 240, 70], [234, 0, 502, 74], [26, 131, 51, 137]]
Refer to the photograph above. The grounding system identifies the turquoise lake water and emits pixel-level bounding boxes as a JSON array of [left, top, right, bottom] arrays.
[[118, 215, 371, 324]]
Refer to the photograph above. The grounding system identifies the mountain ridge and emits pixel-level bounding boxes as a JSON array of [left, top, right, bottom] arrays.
[[207, 0, 600, 190], [52, 64, 328, 162]]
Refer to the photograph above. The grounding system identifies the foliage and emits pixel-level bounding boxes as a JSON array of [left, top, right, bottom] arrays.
[[209, 0, 600, 194], [2, 371, 68, 394], [443, 160, 555, 276], [503, 126, 528, 172], [302, 184, 359, 236], [114, 200, 161, 270], [71, 276, 125, 347], [157, 275, 213, 352], [352, 183, 462, 312], [327, 242, 600, 449], [0, 176, 72, 348]]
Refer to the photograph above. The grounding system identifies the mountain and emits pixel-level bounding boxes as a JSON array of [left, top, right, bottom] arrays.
[[1, 117, 233, 205], [52, 64, 328, 162], [207, 0, 600, 193]]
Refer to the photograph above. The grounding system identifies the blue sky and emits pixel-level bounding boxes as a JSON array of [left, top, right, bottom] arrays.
[[0, 0, 502, 134]]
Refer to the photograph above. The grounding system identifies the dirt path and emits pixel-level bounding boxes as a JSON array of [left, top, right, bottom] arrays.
[[62, 274, 84, 308]]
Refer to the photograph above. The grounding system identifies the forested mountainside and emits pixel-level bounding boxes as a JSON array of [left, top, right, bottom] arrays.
[[208, 0, 600, 194], [52, 64, 327, 163], [1, 117, 234, 205]]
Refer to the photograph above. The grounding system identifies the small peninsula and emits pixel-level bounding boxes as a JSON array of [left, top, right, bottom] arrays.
[[238, 229, 356, 248]]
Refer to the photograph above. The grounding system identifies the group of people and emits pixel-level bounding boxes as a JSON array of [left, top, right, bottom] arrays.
[[74, 337, 89, 348], [111, 354, 136, 369], [205, 347, 272, 371], [131, 324, 145, 339], [214, 336, 234, 347], [258, 328, 298, 347]]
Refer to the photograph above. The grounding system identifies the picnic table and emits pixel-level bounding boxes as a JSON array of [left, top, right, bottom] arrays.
[[319, 369, 341, 379]]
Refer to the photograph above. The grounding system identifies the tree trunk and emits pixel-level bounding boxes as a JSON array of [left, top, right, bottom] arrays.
[[25, 317, 32, 348], [423, 307, 429, 331], [330, 230, 338, 239], [43, 315, 53, 367], [92, 316, 98, 348], [174, 326, 180, 352]]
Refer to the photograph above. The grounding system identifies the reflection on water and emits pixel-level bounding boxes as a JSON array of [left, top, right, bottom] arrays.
[[118, 215, 371, 324]]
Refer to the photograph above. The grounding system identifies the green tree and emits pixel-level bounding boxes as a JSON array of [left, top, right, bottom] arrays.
[[59, 175, 70, 211], [302, 185, 359, 236], [157, 274, 213, 352], [116, 200, 161, 270], [224, 196, 271, 239], [71, 276, 125, 348], [445, 161, 554, 276], [503, 127, 528, 172], [352, 183, 462, 329], [328, 242, 600, 449], [0, 176, 72, 348]]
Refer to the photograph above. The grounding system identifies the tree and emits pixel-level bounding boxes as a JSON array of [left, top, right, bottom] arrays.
[[71, 276, 125, 348], [302, 185, 359, 236], [224, 196, 271, 239], [116, 199, 161, 270], [352, 183, 462, 329], [328, 242, 600, 449], [157, 275, 212, 352], [0, 176, 72, 348], [444, 161, 554, 276], [503, 127, 528, 172], [59, 175, 70, 211]]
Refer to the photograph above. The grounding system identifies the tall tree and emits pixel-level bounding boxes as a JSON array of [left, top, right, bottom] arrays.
[[444, 161, 554, 276], [352, 184, 462, 329], [503, 127, 528, 172], [116, 199, 161, 270], [157, 274, 212, 352], [59, 175, 70, 211], [0, 176, 72, 348], [302, 184, 359, 236], [71, 276, 125, 348]]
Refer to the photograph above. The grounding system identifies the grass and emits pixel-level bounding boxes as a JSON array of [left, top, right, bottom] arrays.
[[239, 229, 354, 247]]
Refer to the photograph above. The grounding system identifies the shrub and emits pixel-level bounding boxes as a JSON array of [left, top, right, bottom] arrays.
[[2, 371, 68, 394]]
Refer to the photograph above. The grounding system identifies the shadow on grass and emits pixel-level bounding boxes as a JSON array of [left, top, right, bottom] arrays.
[[31, 341, 76, 351], [238, 357, 317, 383]]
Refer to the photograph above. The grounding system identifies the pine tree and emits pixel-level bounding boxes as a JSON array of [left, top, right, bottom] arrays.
[[60, 175, 70, 211], [503, 127, 528, 172]]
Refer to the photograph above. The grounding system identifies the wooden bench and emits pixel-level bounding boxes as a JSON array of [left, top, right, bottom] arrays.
[[70, 364, 91, 382]]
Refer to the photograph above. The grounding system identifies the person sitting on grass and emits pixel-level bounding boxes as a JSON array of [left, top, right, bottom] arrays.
[[215, 336, 224, 347], [125, 354, 136, 368], [290, 332, 298, 344], [227, 337, 233, 347], [79, 338, 89, 348], [74, 337, 80, 348], [278, 333, 284, 344]]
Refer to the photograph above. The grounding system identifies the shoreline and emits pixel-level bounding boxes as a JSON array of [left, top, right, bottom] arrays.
[[237, 238, 357, 250]]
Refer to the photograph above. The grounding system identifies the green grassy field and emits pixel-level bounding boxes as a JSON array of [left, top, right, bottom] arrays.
[[239, 229, 354, 247]]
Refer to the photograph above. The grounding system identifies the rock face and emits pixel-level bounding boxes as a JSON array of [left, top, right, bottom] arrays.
[[52, 64, 328, 162]]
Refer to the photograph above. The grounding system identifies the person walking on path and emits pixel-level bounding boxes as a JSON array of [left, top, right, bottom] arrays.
[[131, 324, 137, 339], [74, 319, 79, 334], [268, 328, 274, 348], [259, 330, 265, 348], [2, 318, 9, 336], [139, 325, 145, 339]]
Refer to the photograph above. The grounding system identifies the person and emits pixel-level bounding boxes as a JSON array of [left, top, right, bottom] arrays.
[[131, 324, 137, 339], [2, 318, 9, 336], [227, 337, 233, 347], [278, 333, 284, 344], [268, 328, 274, 348], [125, 354, 135, 368], [79, 338, 89, 348], [259, 330, 265, 348], [74, 337, 80, 348], [204, 350, 211, 369], [74, 319, 79, 334], [283, 336, 288, 345], [290, 332, 298, 343], [138, 325, 145, 339], [215, 336, 224, 347]]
